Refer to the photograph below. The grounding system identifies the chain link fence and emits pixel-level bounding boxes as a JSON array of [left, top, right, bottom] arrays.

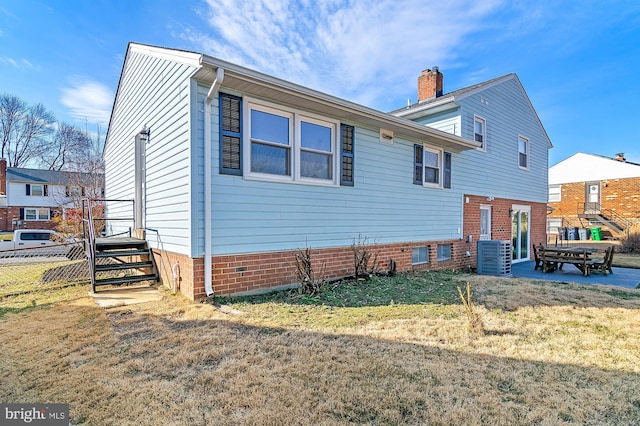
[[0, 242, 90, 299]]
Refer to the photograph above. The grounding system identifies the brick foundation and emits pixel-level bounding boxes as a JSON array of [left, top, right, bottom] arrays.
[[154, 237, 474, 301], [151, 195, 547, 301]]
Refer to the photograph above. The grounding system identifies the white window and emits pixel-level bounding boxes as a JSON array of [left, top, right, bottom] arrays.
[[29, 184, 47, 196], [437, 244, 452, 261], [414, 145, 451, 189], [246, 100, 338, 184], [412, 246, 429, 264], [518, 136, 529, 169], [547, 218, 563, 235], [548, 185, 561, 202], [480, 205, 492, 240], [24, 208, 50, 221], [474, 116, 486, 150]]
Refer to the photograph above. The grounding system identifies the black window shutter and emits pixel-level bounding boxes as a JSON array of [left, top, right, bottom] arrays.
[[20, 208, 24, 220], [413, 145, 423, 185], [443, 152, 452, 189], [26, 184, 30, 196], [219, 93, 243, 175], [44, 185, 48, 196], [340, 124, 354, 186]]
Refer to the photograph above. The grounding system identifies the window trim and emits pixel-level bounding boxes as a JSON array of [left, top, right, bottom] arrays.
[[474, 115, 486, 151], [414, 144, 446, 189], [518, 135, 529, 170], [26, 184, 48, 197], [244, 97, 340, 186], [23, 208, 50, 221]]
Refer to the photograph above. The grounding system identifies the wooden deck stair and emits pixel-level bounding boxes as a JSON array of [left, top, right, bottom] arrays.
[[91, 237, 159, 291]]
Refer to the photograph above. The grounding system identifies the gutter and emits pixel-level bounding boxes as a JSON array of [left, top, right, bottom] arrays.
[[203, 67, 224, 297]]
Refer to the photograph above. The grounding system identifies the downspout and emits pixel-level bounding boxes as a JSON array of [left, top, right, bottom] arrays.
[[204, 67, 224, 297]]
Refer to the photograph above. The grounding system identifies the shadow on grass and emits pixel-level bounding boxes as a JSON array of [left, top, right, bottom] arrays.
[[2, 299, 639, 425]]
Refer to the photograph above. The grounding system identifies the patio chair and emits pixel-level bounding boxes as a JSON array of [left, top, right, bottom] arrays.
[[533, 243, 544, 270], [588, 246, 614, 276]]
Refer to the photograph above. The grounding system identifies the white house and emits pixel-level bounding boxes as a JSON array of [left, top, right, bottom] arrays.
[[103, 43, 551, 300], [0, 158, 103, 231]]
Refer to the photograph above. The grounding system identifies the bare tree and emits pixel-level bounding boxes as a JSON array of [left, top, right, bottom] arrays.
[[0, 94, 55, 167], [41, 122, 94, 171]]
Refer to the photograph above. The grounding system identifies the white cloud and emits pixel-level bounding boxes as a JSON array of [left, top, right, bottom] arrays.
[[181, 0, 504, 109], [0, 56, 36, 70], [60, 79, 113, 126]]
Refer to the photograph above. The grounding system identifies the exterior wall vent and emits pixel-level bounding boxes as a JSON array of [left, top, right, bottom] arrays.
[[476, 240, 512, 276], [379, 129, 394, 144]]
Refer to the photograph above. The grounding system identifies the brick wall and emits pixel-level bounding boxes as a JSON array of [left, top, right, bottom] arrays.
[[549, 178, 640, 229], [463, 195, 547, 259], [0, 206, 62, 232], [153, 237, 473, 300]]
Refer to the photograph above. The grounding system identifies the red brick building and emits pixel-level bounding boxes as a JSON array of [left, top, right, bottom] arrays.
[[548, 153, 640, 240]]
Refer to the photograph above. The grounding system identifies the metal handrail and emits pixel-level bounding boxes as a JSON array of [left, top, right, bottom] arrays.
[[81, 198, 136, 292], [579, 202, 632, 238], [82, 200, 97, 292]]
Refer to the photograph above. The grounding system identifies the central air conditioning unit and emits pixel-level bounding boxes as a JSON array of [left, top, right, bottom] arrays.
[[476, 240, 512, 276]]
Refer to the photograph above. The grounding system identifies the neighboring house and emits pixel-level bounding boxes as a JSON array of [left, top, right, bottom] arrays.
[[0, 158, 104, 231], [104, 43, 551, 300], [548, 152, 640, 239]]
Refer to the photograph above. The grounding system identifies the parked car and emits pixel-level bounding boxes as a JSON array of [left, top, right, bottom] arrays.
[[0, 230, 83, 259]]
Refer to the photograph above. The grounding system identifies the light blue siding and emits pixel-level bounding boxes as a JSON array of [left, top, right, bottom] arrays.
[[417, 109, 461, 136], [416, 78, 548, 203], [204, 98, 464, 255], [104, 50, 198, 255]]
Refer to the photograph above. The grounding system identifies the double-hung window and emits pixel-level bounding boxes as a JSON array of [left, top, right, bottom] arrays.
[[518, 136, 529, 169], [414, 145, 451, 188], [246, 99, 339, 185], [220, 94, 354, 186], [23, 208, 50, 221], [474, 116, 486, 150]]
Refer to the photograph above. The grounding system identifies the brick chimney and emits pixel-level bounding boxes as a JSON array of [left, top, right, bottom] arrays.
[[615, 152, 626, 162], [0, 158, 6, 195], [418, 67, 443, 101]]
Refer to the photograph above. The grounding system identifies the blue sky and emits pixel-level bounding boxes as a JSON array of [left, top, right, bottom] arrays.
[[1, 0, 640, 165]]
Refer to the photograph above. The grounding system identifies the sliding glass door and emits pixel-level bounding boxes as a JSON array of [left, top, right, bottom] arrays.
[[511, 205, 530, 263]]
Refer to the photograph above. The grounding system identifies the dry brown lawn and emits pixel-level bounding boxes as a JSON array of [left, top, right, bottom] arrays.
[[1, 273, 640, 425]]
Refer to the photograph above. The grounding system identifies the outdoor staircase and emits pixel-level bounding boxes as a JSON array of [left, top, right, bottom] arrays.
[[82, 198, 159, 293], [578, 212, 626, 236], [91, 237, 159, 292]]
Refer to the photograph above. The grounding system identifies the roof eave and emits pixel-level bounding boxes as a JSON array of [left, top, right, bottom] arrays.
[[197, 56, 479, 152]]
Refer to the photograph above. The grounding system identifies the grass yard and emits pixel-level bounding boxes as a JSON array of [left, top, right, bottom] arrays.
[[613, 252, 640, 269], [1, 271, 640, 425]]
